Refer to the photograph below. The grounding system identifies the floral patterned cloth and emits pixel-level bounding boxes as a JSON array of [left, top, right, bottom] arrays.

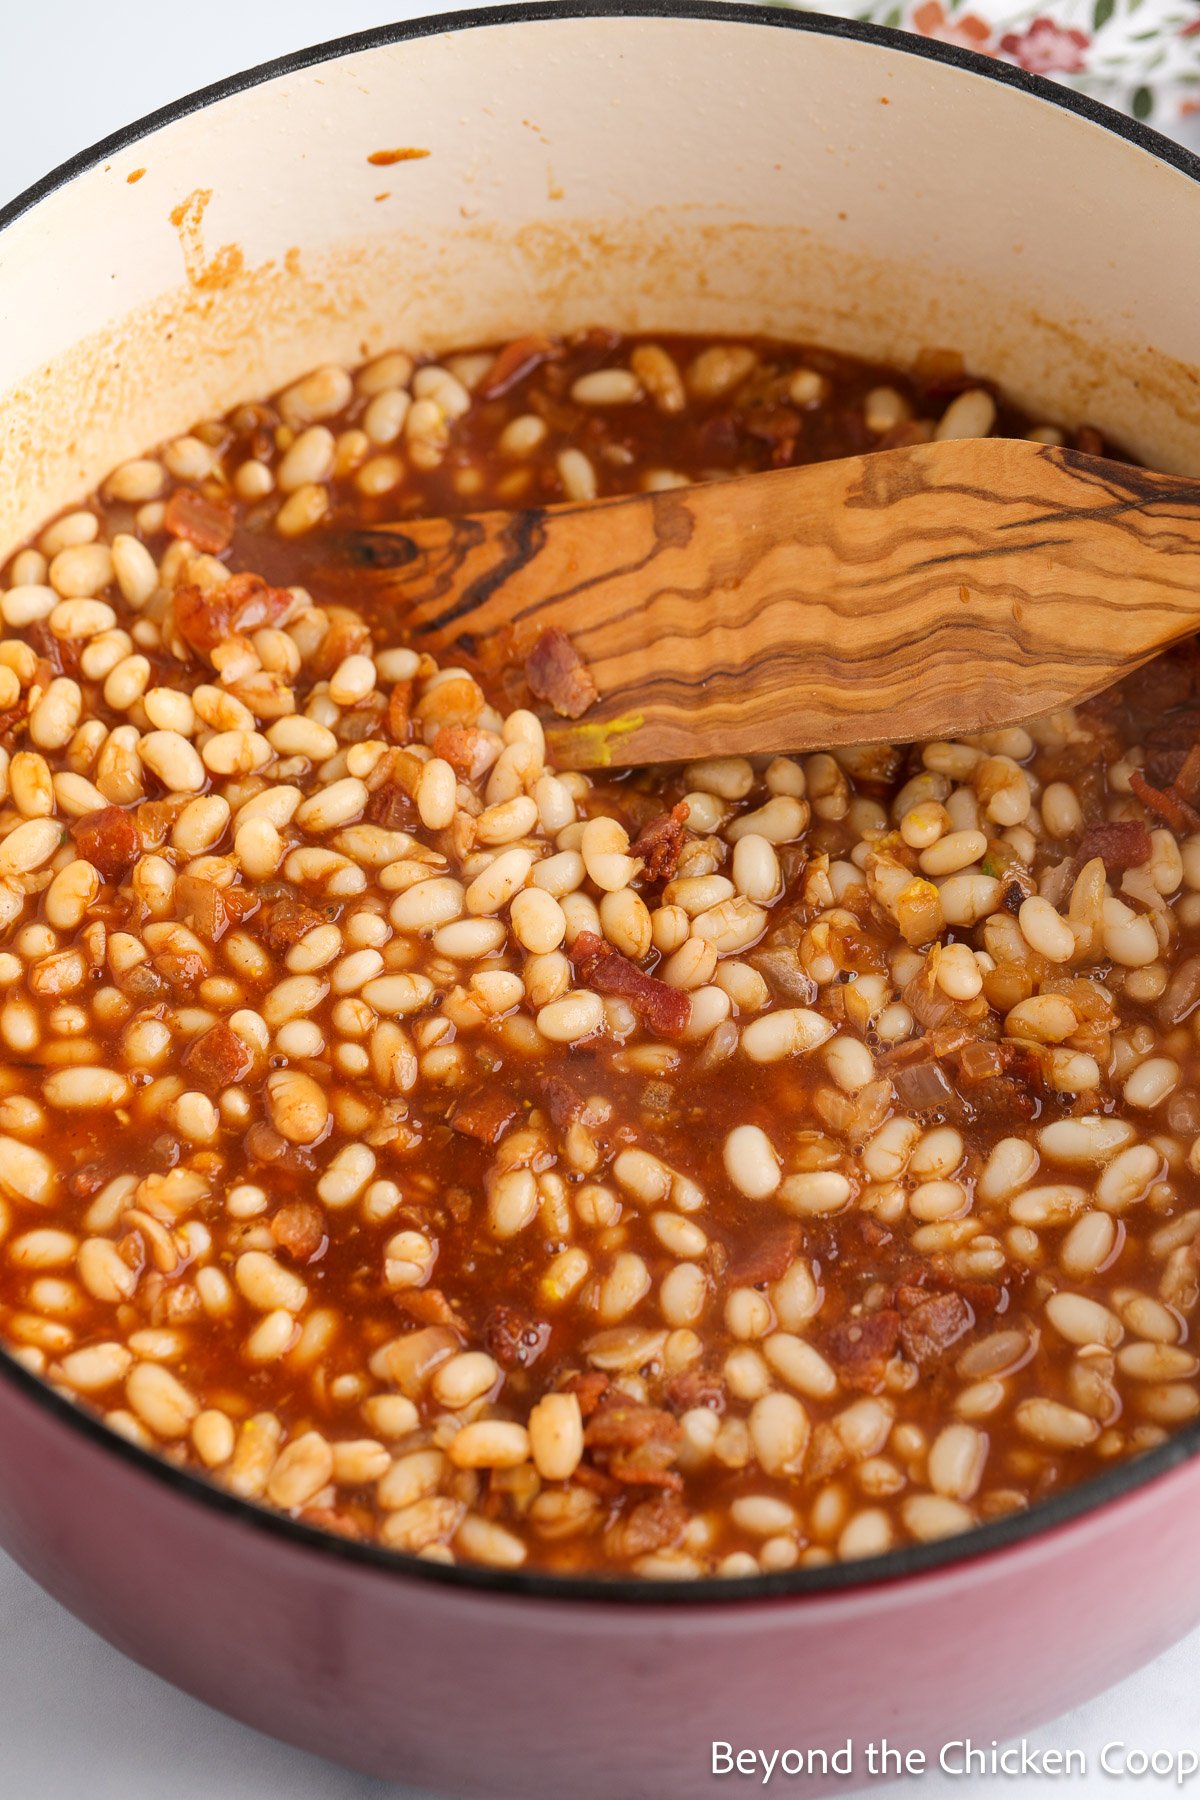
[[796, 0, 1200, 145]]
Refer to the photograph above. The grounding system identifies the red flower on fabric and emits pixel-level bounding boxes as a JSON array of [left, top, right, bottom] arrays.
[[910, 1, 993, 52], [998, 16, 1090, 74]]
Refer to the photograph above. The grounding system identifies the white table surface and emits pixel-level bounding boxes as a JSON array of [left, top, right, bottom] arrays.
[[2, 4, 1199, 1795]]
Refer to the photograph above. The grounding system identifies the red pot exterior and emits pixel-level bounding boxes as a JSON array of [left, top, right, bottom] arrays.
[[1, 1366, 1197, 1798]]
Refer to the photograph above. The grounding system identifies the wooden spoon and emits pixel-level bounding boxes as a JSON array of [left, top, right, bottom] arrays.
[[344, 437, 1200, 769]]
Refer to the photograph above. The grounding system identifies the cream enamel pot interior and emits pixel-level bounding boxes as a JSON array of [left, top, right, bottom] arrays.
[[3, 7, 1200, 1796]]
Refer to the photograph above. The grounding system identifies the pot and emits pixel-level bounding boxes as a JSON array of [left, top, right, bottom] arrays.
[[2, 7, 1200, 1794]]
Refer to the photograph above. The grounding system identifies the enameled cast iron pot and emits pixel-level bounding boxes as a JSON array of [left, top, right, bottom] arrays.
[[2, 7, 1200, 1793]]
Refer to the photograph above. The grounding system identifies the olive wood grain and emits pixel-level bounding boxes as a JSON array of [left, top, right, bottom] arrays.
[[345, 438, 1200, 769]]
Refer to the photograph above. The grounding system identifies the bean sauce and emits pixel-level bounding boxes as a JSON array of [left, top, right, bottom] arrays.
[[0, 332, 1196, 1578]]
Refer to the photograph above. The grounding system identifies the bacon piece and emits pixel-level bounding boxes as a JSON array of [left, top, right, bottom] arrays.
[[1074, 816, 1152, 877], [630, 802, 690, 882], [163, 487, 237, 554], [261, 897, 327, 952], [270, 1200, 327, 1263], [572, 1462, 622, 1500], [606, 1495, 688, 1558], [133, 799, 182, 851], [432, 724, 493, 781], [824, 1310, 901, 1394], [1174, 743, 1200, 807], [894, 1282, 929, 1314], [1128, 770, 1200, 834], [175, 873, 258, 944], [386, 679, 414, 744], [1144, 707, 1200, 787], [1128, 647, 1200, 721], [476, 333, 562, 401], [483, 1304, 552, 1370], [663, 1367, 726, 1415], [182, 1021, 254, 1092], [560, 1370, 610, 1417], [586, 1402, 683, 1491], [172, 573, 292, 657], [311, 607, 373, 679], [70, 806, 142, 882], [743, 404, 801, 467], [525, 627, 598, 720], [726, 1223, 803, 1289], [898, 1291, 973, 1366], [572, 326, 623, 360], [365, 783, 416, 830], [26, 618, 64, 675], [856, 1215, 895, 1252], [449, 1084, 518, 1145], [534, 1071, 588, 1129], [608, 1445, 683, 1491], [585, 1402, 681, 1452], [947, 1279, 1007, 1317], [571, 929, 690, 1036]]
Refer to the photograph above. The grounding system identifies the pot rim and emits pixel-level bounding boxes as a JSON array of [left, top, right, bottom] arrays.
[[2, 0, 1199, 1610], [3, 0, 1200, 236]]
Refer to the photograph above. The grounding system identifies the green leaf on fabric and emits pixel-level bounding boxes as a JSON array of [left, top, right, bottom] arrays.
[[1131, 84, 1153, 119], [1093, 0, 1114, 27]]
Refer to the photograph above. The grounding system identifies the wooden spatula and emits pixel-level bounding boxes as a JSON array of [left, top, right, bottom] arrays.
[[345, 437, 1200, 769]]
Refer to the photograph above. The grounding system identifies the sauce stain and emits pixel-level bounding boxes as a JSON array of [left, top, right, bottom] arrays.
[[169, 188, 245, 292], [126, 168, 146, 185], [367, 147, 430, 166]]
